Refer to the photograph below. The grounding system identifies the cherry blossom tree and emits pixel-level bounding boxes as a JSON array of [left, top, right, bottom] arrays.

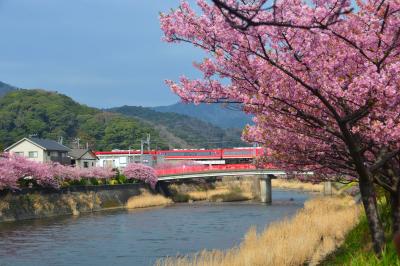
[[160, 0, 400, 253], [123, 163, 158, 189]]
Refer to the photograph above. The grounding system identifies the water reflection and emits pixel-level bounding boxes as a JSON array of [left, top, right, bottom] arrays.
[[0, 190, 309, 266]]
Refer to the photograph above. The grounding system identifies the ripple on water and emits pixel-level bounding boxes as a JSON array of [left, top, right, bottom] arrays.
[[0, 190, 309, 266]]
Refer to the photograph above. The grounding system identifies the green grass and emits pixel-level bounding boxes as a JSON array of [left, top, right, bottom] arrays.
[[321, 215, 400, 266]]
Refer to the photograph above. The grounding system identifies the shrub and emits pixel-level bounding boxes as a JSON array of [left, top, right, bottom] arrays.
[[172, 193, 191, 203], [0, 152, 116, 190], [123, 163, 158, 188]]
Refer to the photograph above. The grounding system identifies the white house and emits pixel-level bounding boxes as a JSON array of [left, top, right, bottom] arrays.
[[95, 150, 162, 169], [5, 137, 71, 165]]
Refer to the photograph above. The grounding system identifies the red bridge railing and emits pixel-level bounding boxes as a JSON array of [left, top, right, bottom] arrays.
[[155, 163, 275, 177]]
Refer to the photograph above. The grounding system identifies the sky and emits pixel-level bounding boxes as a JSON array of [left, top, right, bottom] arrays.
[[0, 0, 204, 108]]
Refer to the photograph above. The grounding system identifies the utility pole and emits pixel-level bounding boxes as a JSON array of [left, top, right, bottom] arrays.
[[74, 138, 81, 149], [128, 145, 133, 163], [146, 133, 151, 151], [140, 134, 151, 164]]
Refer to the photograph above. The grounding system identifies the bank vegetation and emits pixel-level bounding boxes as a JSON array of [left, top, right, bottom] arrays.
[[126, 190, 172, 209], [156, 196, 359, 266], [169, 178, 326, 204], [272, 179, 324, 193], [169, 179, 255, 203]]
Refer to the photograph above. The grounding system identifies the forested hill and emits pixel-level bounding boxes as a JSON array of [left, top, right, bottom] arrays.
[[0, 89, 171, 151], [0, 89, 246, 151], [153, 102, 253, 129], [108, 105, 247, 149]]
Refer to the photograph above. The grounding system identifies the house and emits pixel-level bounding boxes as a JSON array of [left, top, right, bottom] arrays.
[[95, 150, 161, 169], [4, 137, 71, 165], [68, 149, 98, 168]]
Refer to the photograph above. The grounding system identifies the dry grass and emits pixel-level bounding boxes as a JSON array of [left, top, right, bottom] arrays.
[[186, 181, 255, 202], [156, 196, 360, 266], [126, 190, 172, 209], [187, 188, 230, 201], [272, 179, 324, 192]]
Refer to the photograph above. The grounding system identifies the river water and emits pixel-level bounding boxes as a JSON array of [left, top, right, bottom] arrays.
[[0, 190, 309, 266]]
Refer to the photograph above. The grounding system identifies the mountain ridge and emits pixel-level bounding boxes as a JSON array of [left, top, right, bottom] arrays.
[[152, 102, 253, 129], [107, 105, 246, 149]]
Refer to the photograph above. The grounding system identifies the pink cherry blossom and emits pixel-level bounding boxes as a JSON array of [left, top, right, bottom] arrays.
[[0, 153, 116, 190], [160, 0, 400, 252], [123, 163, 158, 189]]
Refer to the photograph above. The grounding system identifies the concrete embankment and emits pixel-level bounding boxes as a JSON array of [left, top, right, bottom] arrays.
[[0, 184, 171, 222]]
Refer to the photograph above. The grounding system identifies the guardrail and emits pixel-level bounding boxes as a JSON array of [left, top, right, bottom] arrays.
[[155, 163, 276, 177]]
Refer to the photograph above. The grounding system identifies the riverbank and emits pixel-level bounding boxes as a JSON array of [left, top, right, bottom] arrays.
[[126, 190, 172, 209], [0, 184, 172, 222], [0, 178, 325, 222], [157, 196, 360, 266], [168, 179, 254, 203], [272, 179, 324, 192], [321, 214, 400, 265], [168, 178, 325, 203]]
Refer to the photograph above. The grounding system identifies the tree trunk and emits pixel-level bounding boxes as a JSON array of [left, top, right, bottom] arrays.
[[391, 191, 400, 257], [338, 124, 385, 254], [359, 176, 385, 254], [392, 191, 400, 233]]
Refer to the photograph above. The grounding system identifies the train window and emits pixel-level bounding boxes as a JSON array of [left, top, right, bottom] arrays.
[[163, 151, 218, 156], [223, 150, 253, 156]]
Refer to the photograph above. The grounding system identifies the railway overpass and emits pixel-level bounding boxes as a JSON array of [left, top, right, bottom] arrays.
[[155, 164, 288, 203]]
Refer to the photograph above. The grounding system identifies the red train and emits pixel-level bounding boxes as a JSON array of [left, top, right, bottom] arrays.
[[96, 147, 265, 164]]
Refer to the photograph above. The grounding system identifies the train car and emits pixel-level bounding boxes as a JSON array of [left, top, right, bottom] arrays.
[[156, 149, 222, 160], [222, 147, 265, 164], [95, 147, 266, 167], [223, 147, 265, 158]]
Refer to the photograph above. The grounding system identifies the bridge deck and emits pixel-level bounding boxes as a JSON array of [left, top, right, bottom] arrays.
[[158, 169, 286, 181]]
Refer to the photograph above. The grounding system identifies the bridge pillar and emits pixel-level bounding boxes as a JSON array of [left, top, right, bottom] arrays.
[[323, 181, 333, 196], [260, 175, 272, 204]]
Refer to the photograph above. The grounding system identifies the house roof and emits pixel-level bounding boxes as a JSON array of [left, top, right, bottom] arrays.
[[29, 138, 70, 152], [68, 149, 98, 160], [5, 137, 71, 152]]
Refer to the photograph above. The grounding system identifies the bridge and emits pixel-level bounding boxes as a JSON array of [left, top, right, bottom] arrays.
[[155, 164, 287, 203]]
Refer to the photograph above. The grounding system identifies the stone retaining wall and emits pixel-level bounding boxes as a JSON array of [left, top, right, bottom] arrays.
[[0, 184, 147, 222]]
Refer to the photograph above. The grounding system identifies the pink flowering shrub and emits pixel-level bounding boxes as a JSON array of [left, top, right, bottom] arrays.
[[0, 153, 58, 189], [52, 163, 83, 182], [123, 163, 158, 189], [0, 153, 116, 190], [52, 163, 115, 182], [87, 166, 115, 180]]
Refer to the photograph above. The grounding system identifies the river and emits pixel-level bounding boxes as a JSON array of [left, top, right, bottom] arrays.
[[0, 190, 309, 266]]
